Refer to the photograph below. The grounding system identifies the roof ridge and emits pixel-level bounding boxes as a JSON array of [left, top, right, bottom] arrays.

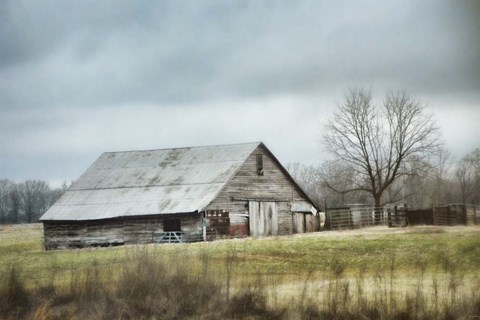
[[69, 182, 225, 191], [104, 142, 262, 154]]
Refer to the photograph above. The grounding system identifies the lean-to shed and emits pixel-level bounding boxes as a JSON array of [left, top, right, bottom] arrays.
[[40, 142, 319, 249]]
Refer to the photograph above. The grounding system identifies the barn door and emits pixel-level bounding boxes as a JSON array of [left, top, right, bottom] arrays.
[[293, 212, 305, 233], [248, 201, 278, 237]]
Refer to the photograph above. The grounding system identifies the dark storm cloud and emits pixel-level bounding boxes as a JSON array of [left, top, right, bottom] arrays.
[[1, 1, 479, 184], [0, 0, 478, 111]]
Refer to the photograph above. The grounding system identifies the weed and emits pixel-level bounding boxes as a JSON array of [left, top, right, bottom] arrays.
[[1, 265, 30, 315], [1, 224, 480, 319]]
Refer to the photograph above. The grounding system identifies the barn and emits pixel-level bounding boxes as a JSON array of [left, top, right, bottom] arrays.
[[40, 142, 319, 249]]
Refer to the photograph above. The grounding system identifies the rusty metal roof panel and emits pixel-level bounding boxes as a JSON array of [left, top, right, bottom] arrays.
[[41, 142, 260, 221]]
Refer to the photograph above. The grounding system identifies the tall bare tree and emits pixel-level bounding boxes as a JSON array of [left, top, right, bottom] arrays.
[[322, 89, 441, 208], [455, 148, 480, 204], [0, 179, 14, 223], [286, 162, 323, 208], [18, 180, 51, 223], [9, 185, 21, 223], [0, 179, 67, 224], [427, 147, 454, 206], [318, 160, 371, 206]]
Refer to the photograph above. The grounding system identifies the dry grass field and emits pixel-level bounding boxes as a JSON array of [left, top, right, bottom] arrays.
[[1, 224, 480, 319]]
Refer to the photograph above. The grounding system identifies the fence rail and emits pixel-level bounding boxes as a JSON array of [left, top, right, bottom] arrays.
[[325, 207, 389, 230], [398, 203, 478, 227], [153, 229, 238, 243], [325, 203, 478, 230], [154, 231, 185, 243]]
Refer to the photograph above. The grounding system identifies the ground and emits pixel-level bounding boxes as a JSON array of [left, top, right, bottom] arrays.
[[1, 224, 479, 319]]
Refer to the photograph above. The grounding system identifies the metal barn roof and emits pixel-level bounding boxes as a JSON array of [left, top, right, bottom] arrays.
[[40, 142, 261, 221]]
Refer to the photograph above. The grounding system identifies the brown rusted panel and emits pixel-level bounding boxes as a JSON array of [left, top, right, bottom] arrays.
[[229, 224, 248, 237], [206, 210, 231, 236]]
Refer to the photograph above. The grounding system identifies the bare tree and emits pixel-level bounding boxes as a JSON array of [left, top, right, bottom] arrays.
[[455, 148, 480, 204], [0, 179, 68, 224], [318, 160, 371, 206], [286, 162, 323, 208], [387, 148, 456, 207], [321, 89, 441, 209], [18, 180, 51, 223], [9, 185, 21, 223], [426, 147, 454, 206], [0, 179, 14, 223], [384, 158, 430, 207]]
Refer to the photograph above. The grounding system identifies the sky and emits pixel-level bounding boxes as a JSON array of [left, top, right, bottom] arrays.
[[1, 0, 479, 187]]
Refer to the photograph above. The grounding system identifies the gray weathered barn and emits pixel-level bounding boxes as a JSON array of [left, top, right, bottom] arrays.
[[40, 142, 319, 249]]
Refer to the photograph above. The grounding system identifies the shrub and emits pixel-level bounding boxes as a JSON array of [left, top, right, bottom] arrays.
[[0, 265, 30, 315]]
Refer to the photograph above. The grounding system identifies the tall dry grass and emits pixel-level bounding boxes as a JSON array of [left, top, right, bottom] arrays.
[[0, 247, 479, 319]]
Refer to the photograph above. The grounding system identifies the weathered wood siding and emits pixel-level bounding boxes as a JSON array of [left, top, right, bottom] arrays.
[[249, 201, 279, 236], [206, 145, 311, 236], [43, 214, 202, 249], [292, 212, 305, 233], [305, 214, 320, 232]]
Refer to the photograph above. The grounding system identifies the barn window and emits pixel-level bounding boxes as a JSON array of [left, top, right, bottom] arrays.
[[163, 219, 181, 232], [256, 154, 264, 176]]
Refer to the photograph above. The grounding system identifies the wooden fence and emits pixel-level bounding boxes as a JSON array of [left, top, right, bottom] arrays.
[[394, 204, 477, 227], [325, 203, 478, 230], [325, 207, 389, 230]]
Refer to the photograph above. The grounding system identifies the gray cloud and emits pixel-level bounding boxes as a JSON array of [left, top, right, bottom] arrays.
[[1, 0, 479, 110], [0, 0, 479, 185]]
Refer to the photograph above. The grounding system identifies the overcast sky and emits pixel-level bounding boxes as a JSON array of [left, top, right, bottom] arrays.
[[1, 0, 479, 187]]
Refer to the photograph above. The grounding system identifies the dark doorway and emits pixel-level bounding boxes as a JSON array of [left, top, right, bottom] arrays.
[[163, 219, 181, 232]]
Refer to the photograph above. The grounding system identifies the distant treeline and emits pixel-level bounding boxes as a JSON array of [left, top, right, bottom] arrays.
[[287, 148, 480, 210], [0, 180, 68, 224]]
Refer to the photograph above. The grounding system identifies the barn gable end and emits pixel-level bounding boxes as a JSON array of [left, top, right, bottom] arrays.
[[206, 144, 318, 237]]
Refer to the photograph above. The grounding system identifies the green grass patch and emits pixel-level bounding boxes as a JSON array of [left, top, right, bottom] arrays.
[[1, 225, 480, 282], [1, 224, 480, 319]]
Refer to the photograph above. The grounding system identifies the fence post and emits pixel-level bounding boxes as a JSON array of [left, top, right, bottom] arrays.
[[374, 208, 379, 225], [474, 203, 477, 225], [325, 210, 331, 231], [395, 205, 399, 226], [404, 207, 408, 226], [388, 208, 392, 227], [432, 206, 436, 225], [324, 201, 331, 230]]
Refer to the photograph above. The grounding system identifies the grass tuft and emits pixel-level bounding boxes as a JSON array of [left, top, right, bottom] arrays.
[[1, 265, 30, 315], [1, 224, 480, 319]]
